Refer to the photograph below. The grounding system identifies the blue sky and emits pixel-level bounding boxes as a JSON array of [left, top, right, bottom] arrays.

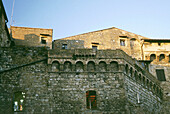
[[2, 0, 170, 40]]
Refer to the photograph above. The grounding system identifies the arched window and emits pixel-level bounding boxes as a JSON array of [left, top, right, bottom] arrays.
[[146, 79, 149, 88], [76, 61, 84, 72], [110, 61, 118, 71], [52, 61, 60, 72], [139, 74, 142, 81], [150, 82, 152, 90], [150, 54, 156, 61], [14, 91, 25, 112], [86, 90, 97, 109], [129, 67, 133, 77], [87, 61, 95, 72], [64, 61, 72, 71], [159, 54, 165, 61], [125, 64, 128, 74], [153, 84, 156, 93], [99, 61, 107, 72]]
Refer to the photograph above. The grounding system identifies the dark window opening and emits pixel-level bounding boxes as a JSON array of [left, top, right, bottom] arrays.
[[86, 90, 97, 109], [125, 64, 128, 74], [159, 54, 165, 61], [158, 43, 161, 46], [92, 46, 97, 51], [62, 44, 67, 49], [156, 69, 166, 81], [14, 92, 25, 112], [41, 39, 46, 44], [87, 61, 95, 72], [150, 54, 156, 61], [120, 39, 125, 46]]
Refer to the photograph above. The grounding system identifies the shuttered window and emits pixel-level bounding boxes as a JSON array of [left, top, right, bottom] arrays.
[[156, 69, 166, 81]]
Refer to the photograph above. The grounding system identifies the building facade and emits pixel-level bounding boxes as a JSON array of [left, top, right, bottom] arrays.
[[0, 0, 11, 47], [0, 1, 170, 113], [10, 26, 53, 49]]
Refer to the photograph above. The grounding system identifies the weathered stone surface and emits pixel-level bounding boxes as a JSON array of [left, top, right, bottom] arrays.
[[10, 26, 53, 48], [0, 48, 162, 113]]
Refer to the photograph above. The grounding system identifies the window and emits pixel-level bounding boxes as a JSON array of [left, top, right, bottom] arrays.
[[62, 44, 67, 49], [86, 90, 97, 109], [150, 54, 156, 61], [14, 92, 25, 112], [125, 64, 128, 74], [52, 61, 60, 72], [41, 37, 47, 44], [41, 39, 46, 44], [76, 61, 84, 72], [110, 61, 118, 71], [92, 46, 97, 51], [159, 54, 165, 61], [87, 61, 95, 72], [120, 39, 125, 46], [158, 42, 161, 46], [156, 69, 166, 81], [99, 61, 106, 72]]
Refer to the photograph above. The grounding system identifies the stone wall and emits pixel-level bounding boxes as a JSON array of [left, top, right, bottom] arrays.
[[53, 40, 84, 49], [149, 64, 170, 114], [0, 48, 163, 113], [55, 27, 149, 60], [10, 26, 53, 48], [0, 0, 11, 47]]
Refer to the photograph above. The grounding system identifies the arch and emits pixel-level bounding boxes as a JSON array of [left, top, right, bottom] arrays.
[[87, 61, 95, 72], [110, 61, 118, 71], [99, 61, 107, 72], [150, 54, 156, 61], [64, 61, 72, 71], [134, 71, 138, 81], [76, 61, 84, 72], [159, 54, 165, 61], [125, 64, 128, 74], [52, 61, 60, 72], [153, 84, 156, 93], [146, 79, 149, 88], [86, 90, 97, 109], [150, 82, 152, 90], [129, 67, 133, 77]]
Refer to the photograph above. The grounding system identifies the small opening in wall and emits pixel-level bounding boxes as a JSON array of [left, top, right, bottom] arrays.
[[41, 37, 47, 44], [62, 44, 67, 49], [158, 42, 161, 46], [159, 54, 165, 61], [156, 69, 166, 81], [120, 39, 125, 46], [92, 46, 97, 51]]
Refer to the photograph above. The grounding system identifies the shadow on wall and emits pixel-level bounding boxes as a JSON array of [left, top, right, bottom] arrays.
[[13, 34, 40, 46]]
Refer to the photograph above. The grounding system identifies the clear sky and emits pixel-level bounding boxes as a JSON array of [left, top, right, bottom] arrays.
[[2, 0, 170, 40]]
